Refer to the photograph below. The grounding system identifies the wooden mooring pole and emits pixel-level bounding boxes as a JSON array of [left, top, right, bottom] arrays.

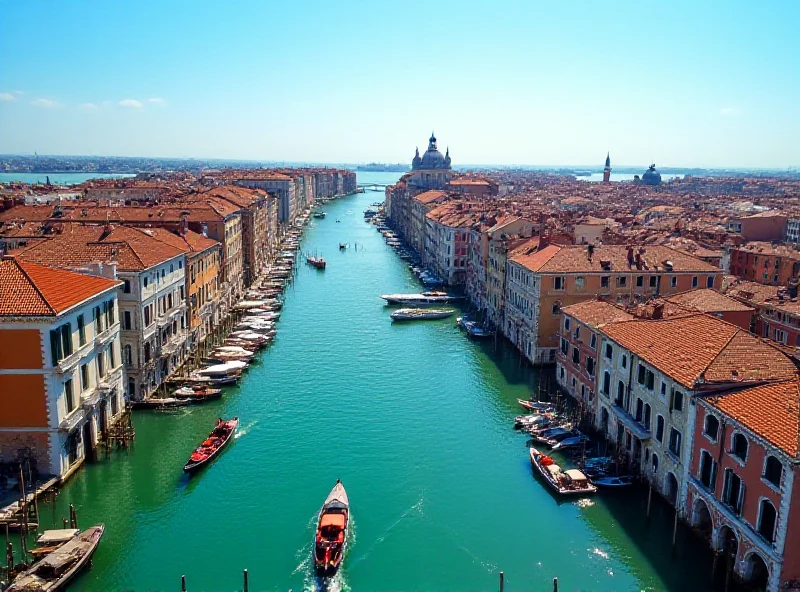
[[646, 484, 653, 518], [499, 571, 504, 592], [243, 568, 249, 592], [181, 574, 187, 591], [553, 576, 559, 591], [671, 508, 679, 552]]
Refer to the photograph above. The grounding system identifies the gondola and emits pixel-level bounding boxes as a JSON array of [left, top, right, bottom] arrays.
[[183, 417, 239, 474], [8, 525, 105, 591], [314, 480, 349, 577]]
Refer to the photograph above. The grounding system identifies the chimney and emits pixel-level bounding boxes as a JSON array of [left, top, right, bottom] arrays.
[[635, 252, 642, 270], [627, 246, 634, 267], [652, 302, 664, 320], [181, 214, 189, 235], [587, 244, 594, 261]]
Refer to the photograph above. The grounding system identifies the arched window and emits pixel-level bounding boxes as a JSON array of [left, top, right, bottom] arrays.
[[763, 456, 783, 487], [704, 415, 719, 440], [757, 499, 777, 542], [732, 433, 749, 461], [652, 453, 659, 473], [552, 300, 562, 315]]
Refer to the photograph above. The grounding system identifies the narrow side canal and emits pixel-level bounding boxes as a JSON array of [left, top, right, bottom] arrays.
[[42, 175, 717, 591]]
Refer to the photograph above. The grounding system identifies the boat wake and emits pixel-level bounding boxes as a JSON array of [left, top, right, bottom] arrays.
[[234, 419, 259, 439], [347, 492, 424, 569], [294, 512, 353, 592]]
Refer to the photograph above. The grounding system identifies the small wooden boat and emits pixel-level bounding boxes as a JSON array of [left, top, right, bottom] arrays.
[[390, 308, 455, 321], [8, 525, 105, 591], [307, 256, 326, 269], [339, 243, 347, 250], [131, 397, 191, 410], [314, 480, 350, 577], [551, 434, 591, 451], [531, 426, 578, 447], [594, 475, 634, 488], [183, 418, 239, 474], [313, 212, 326, 219], [517, 399, 555, 412], [174, 386, 223, 403], [529, 448, 596, 496]]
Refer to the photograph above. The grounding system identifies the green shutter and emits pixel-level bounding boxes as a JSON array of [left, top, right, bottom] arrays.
[[50, 330, 61, 365]]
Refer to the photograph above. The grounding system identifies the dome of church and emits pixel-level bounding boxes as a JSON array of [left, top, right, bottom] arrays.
[[642, 164, 662, 185], [413, 132, 450, 170]]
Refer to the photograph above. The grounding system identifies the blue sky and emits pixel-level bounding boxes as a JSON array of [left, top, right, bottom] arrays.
[[1, 0, 798, 168]]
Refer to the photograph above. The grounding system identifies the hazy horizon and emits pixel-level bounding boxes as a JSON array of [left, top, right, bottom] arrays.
[[1, 0, 798, 169]]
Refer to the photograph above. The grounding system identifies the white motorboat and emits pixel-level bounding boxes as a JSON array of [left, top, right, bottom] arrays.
[[196, 361, 248, 377], [593, 475, 634, 488], [380, 291, 464, 306], [390, 308, 455, 321], [214, 346, 255, 356]]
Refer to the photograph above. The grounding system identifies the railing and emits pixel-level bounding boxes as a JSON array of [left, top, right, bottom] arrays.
[[81, 389, 103, 409], [94, 325, 116, 347], [55, 350, 82, 374]]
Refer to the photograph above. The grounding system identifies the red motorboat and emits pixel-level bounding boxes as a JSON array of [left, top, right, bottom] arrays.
[[314, 480, 349, 577], [183, 417, 238, 474]]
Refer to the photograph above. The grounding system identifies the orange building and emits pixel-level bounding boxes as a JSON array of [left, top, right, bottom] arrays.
[[0, 258, 123, 480], [729, 242, 800, 286], [505, 244, 723, 364]]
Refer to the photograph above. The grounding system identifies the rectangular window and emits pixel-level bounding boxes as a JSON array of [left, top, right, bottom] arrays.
[[586, 357, 595, 376], [670, 276, 678, 288], [80, 363, 89, 391], [554, 276, 564, 290], [722, 469, 744, 515], [649, 276, 658, 288], [560, 338, 569, 355], [144, 306, 151, 326], [98, 351, 105, 378], [575, 276, 585, 290], [107, 299, 115, 325], [668, 427, 682, 457], [707, 276, 714, 288], [124, 311, 132, 330], [65, 379, 75, 413], [671, 389, 684, 412], [692, 276, 698, 288], [590, 334, 596, 349], [636, 276, 644, 287], [572, 348, 580, 365], [77, 314, 86, 346], [601, 276, 610, 288], [656, 415, 665, 442], [637, 364, 646, 384], [602, 372, 611, 396], [660, 381, 667, 398], [699, 450, 718, 490], [94, 306, 102, 333], [605, 344, 613, 360], [646, 370, 655, 390], [109, 343, 115, 369], [123, 279, 131, 293], [564, 318, 570, 332], [61, 323, 72, 357], [50, 329, 62, 365], [616, 276, 627, 287]]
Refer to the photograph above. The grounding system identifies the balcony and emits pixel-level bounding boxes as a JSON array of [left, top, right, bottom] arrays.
[[59, 408, 86, 432], [94, 325, 116, 347], [611, 403, 651, 440], [55, 350, 81, 374], [81, 389, 102, 409]]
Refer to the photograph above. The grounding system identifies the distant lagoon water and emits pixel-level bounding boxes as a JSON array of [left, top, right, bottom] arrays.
[[0, 172, 136, 185]]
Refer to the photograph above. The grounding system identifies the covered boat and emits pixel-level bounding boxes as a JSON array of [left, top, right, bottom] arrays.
[[307, 256, 326, 269], [8, 525, 105, 591], [528, 448, 596, 496], [390, 308, 455, 321], [195, 361, 248, 378], [174, 386, 223, 402], [314, 480, 350, 577], [183, 418, 239, 474]]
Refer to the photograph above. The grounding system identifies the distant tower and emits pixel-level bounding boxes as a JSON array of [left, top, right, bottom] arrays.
[[603, 152, 611, 183]]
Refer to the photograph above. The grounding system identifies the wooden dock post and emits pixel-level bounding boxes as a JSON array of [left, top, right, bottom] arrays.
[[553, 576, 559, 591], [646, 484, 652, 518], [62, 517, 68, 528], [499, 571, 504, 592], [181, 574, 187, 591], [671, 508, 679, 550], [243, 568, 249, 592]]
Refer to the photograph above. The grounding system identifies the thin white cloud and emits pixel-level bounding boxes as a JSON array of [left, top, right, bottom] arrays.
[[147, 97, 165, 105], [719, 107, 740, 117], [0, 92, 16, 102], [31, 98, 57, 108], [119, 98, 144, 109], [81, 102, 100, 111], [12, 90, 24, 95]]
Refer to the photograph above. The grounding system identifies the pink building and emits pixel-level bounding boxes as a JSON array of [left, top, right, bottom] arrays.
[[687, 379, 800, 591]]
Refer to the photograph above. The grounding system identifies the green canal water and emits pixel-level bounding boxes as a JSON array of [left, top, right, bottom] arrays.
[[39, 176, 718, 591]]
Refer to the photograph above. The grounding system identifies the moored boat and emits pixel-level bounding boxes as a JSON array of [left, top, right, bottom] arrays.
[[314, 479, 350, 577], [593, 475, 634, 488], [8, 525, 105, 591], [183, 417, 239, 474], [528, 447, 597, 496], [174, 386, 223, 402], [313, 212, 326, 219], [517, 399, 555, 412], [390, 308, 455, 321], [307, 256, 326, 269], [380, 291, 463, 305]]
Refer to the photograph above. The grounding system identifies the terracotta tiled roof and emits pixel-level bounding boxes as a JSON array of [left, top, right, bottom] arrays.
[[724, 280, 782, 306], [666, 289, 754, 313], [0, 258, 118, 316], [561, 299, 635, 328], [510, 244, 560, 271], [412, 190, 447, 205], [531, 245, 720, 274], [703, 379, 800, 457], [601, 314, 797, 388]]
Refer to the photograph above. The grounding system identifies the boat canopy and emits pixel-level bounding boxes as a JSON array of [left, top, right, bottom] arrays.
[[320, 513, 346, 528], [564, 469, 588, 482]]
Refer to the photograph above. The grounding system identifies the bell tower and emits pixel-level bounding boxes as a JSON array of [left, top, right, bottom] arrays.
[[603, 152, 612, 183]]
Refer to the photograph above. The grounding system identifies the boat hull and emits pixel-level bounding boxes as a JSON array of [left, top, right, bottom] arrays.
[[183, 418, 239, 474]]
